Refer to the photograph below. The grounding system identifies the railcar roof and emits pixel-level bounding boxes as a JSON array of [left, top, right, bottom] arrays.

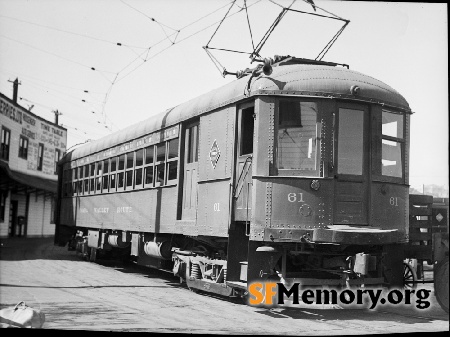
[[66, 63, 410, 162]]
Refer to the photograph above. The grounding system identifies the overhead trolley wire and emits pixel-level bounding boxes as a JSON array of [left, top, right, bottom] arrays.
[[0, 14, 148, 50]]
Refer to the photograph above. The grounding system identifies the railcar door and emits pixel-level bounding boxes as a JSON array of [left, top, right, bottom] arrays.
[[334, 103, 370, 225], [181, 121, 199, 220], [234, 102, 254, 224]]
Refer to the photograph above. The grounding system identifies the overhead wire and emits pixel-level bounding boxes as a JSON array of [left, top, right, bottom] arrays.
[[0, 14, 148, 50], [2, 0, 267, 141]]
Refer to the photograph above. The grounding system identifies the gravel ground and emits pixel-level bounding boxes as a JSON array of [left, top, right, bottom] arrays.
[[0, 237, 448, 334]]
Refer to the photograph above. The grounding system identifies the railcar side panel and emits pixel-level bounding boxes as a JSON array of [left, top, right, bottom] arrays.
[[197, 180, 231, 237], [371, 183, 409, 240], [70, 188, 177, 233], [198, 106, 235, 182]]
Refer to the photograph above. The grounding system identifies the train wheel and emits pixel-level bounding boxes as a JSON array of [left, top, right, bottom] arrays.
[[434, 257, 449, 313], [403, 262, 417, 289]]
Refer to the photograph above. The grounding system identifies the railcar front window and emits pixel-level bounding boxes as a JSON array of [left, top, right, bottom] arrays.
[[337, 108, 364, 175], [277, 101, 320, 176], [381, 110, 404, 178]]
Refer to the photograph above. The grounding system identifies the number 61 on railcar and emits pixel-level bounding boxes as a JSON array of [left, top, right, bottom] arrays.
[[55, 56, 412, 302]]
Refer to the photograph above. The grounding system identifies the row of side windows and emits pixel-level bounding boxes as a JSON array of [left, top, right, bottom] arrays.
[[62, 138, 179, 197]]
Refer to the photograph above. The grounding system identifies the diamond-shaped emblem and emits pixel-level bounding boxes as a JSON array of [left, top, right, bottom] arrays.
[[436, 213, 444, 222], [209, 140, 221, 169]]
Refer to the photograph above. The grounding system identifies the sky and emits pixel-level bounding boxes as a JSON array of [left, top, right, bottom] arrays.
[[0, 0, 448, 192]]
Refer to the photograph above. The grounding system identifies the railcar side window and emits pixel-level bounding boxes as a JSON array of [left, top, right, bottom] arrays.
[[167, 138, 179, 183], [381, 110, 404, 178], [135, 149, 144, 188], [89, 163, 95, 193], [155, 143, 165, 186], [144, 146, 154, 187], [83, 165, 89, 195], [102, 159, 109, 192], [125, 152, 134, 189], [277, 101, 321, 176], [96, 162, 102, 192], [117, 154, 125, 190], [110, 157, 117, 191]]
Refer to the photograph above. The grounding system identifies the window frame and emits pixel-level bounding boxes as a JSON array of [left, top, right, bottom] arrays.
[[0, 127, 11, 161], [372, 108, 406, 184], [166, 138, 179, 185], [134, 148, 144, 190], [37, 143, 44, 171], [143, 145, 155, 188], [275, 98, 322, 177], [102, 159, 110, 193], [18, 135, 29, 160]]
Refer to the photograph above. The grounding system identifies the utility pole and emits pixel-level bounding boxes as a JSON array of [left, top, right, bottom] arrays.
[[7, 78, 21, 103], [53, 109, 62, 125]]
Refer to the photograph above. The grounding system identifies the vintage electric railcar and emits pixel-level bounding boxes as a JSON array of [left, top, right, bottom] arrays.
[[55, 57, 412, 299]]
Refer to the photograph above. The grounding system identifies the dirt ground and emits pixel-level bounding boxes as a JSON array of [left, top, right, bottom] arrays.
[[0, 237, 448, 334]]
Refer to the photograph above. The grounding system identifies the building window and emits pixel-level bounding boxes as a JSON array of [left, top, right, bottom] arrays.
[[37, 143, 44, 171], [19, 136, 29, 159], [54, 149, 61, 174], [1, 127, 11, 161]]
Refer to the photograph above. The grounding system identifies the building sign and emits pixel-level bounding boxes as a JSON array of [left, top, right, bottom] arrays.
[[0, 98, 22, 124], [0, 95, 67, 177]]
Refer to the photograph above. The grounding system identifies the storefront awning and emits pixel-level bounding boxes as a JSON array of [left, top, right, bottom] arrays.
[[0, 160, 57, 195]]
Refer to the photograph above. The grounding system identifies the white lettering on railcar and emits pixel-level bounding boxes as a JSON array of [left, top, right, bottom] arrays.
[[288, 193, 304, 203], [94, 208, 109, 213], [80, 208, 88, 213], [117, 206, 132, 213]]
